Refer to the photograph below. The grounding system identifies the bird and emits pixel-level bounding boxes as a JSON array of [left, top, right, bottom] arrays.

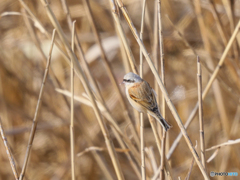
[[122, 72, 171, 131]]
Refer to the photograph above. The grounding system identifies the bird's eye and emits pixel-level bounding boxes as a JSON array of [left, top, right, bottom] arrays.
[[123, 79, 134, 83]]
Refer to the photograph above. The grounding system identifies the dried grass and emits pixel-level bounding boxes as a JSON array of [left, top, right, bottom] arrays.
[[0, 0, 240, 179]]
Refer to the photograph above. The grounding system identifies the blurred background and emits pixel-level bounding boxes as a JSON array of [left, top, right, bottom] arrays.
[[0, 0, 240, 179]]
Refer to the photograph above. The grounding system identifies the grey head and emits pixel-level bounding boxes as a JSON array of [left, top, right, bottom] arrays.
[[123, 72, 143, 86]]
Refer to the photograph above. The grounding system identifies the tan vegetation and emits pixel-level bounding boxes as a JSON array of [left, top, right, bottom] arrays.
[[0, 0, 240, 179]]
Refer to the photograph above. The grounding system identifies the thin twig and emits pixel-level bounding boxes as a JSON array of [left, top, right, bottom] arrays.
[[115, 0, 208, 178], [70, 21, 76, 180], [0, 118, 19, 180], [19, 29, 56, 180]]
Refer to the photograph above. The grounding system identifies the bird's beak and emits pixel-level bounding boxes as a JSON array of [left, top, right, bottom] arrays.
[[120, 80, 125, 85]]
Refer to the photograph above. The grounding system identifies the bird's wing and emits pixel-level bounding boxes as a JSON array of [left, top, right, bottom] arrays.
[[128, 81, 158, 112]]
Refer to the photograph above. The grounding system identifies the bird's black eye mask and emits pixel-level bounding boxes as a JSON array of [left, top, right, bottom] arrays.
[[123, 79, 135, 83]]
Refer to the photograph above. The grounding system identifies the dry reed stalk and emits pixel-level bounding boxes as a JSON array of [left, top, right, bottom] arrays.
[[145, 147, 157, 173], [0, 118, 19, 180], [160, 132, 166, 180], [209, 1, 240, 90], [83, 0, 140, 149], [78, 126, 115, 179], [222, 0, 238, 60], [167, 18, 240, 161], [140, 0, 146, 179], [78, 43, 142, 177], [60, 0, 73, 29], [230, 102, 240, 136], [207, 149, 219, 163], [197, 57, 206, 169], [70, 21, 76, 180], [57, 2, 142, 173], [166, 13, 240, 94], [56, 89, 141, 162], [20, 5, 116, 179], [152, 0, 163, 146], [115, 0, 208, 178], [165, 15, 197, 55], [184, 157, 195, 180], [196, 0, 232, 134], [166, 15, 212, 78], [209, 0, 227, 46], [206, 139, 240, 151], [69, 103, 115, 179], [77, 146, 129, 157], [21, 8, 47, 63], [195, 0, 229, 136], [144, 3, 154, 47], [140, 0, 146, 77], [58, 7, 143, 175], [166, 14, 216, 78], [147, 115, 173, 180], [140, 54, 146, 180], [60, 0, 105, 105], [20, 0, 94, 135], [62, 88, 148, 177], [39, 1, 125, 179], [108, 0, 138, 74], [0, 69, 11, 145], [157, 1, 166, 179], [18, 0, 70, 61], [21, 1, 79, 113], [57, 89, 143, 178], [120, 38, 131, 73], [184, 143, 197, 180], [19, 29, 56, 180], [153, 0, 159, 95], [110, 129, 142, 179]]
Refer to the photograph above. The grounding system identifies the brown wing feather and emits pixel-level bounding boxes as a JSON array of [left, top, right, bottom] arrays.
[[128, 81, 158, 112]]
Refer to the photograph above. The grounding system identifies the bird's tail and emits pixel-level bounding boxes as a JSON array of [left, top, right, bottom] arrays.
[[153, 112, 172, 131]]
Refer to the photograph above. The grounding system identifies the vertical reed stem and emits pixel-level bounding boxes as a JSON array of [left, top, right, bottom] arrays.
[[70, 21, 76, 180], [197, 57, 206, 169]]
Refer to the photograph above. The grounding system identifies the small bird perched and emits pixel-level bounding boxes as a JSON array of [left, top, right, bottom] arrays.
[[122, 72, 171, 131]]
